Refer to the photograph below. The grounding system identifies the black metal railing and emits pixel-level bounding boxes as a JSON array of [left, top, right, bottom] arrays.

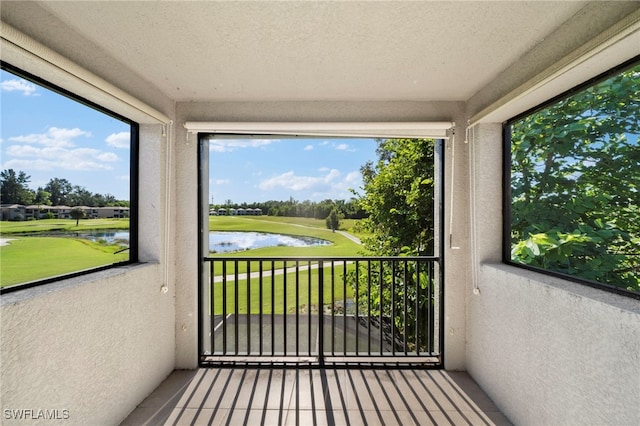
[[200, 256, 441, 366]]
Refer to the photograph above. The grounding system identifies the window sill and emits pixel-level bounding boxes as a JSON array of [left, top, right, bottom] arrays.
[[481, 262, 640, 315], [0, 262, 158, 306]]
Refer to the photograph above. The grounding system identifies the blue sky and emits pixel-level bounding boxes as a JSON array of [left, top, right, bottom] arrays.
[[1, 68, 378, 204], [208, 137, 377, 204], [1, 69, 131, 201]]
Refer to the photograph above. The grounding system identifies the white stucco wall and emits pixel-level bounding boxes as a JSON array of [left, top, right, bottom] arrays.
[[0, 124, 176, 425], [466, 123, 640, 425]]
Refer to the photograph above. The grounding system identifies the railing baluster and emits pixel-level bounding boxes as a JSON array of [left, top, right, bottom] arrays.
[[210, 260, 215, 355], [295, 260, 299, 357], [415, 260, 420, 355], [246, 260, 251, 355], [283, 260, 287, 356], [271, 261, 275, 356], [355, 260, 359, 356], [259, 260, 263, 356], [318, 260, 324, 365], [222, 260, 227, 355], [379, 260, 384, 357], [391, 260, 396, 356], [403, 260, 408, 355], [308, 260, 312, 356], [429, 261, 435, 354], [331, 261, 335, 357], [367, 260, 371, 356], [234, 260, 239, 354], [343, 259, 347, 356]]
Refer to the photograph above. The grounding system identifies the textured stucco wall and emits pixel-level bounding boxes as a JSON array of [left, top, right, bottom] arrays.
[[466, 123, 640, 425], [468, 264, 640, 425], [0, 264, 175, 425], [173, 101, 470, 370]]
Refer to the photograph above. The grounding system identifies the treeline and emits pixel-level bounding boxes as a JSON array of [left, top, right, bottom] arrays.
[[0, 169, 128, 207], [212, 197, 366, 220]]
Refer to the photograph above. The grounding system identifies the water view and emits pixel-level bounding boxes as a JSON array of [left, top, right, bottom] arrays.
[[15, 230, 130, 245], [6, 230, 332, 253], [209, 231, 331, 253]]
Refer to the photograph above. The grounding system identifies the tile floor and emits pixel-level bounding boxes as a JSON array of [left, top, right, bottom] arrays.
[[122, 368, 511, 426]]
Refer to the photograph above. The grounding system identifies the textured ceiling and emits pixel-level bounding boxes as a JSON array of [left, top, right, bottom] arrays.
[[4, 1, 590, 103]]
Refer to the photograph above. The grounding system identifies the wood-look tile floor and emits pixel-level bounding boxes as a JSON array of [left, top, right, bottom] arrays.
[[122, 368, 511, 426]]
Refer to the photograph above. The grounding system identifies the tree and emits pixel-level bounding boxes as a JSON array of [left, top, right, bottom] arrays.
[[35, 188, 52, 206], [0, 169, 35, 205], [325, 208, 341, 232], [509, 64, 640, 292], [346, 138, 438, 351], [44, 178, 73, 206], [70, 207, 85, 226], [357, 138, 436, 256]]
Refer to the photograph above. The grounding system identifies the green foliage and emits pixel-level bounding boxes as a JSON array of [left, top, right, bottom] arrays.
[[70, 207, 86, 226], [344, 257, 434, 352], [325, 208, 341, 232], [0, 169, 35, 205], [346, 138, 438, 350], [357, 138, 436, 256], [0, 170, 125, 208], [510, 63, 640, 292]]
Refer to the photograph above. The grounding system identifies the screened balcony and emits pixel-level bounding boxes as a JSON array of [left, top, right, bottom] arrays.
[[1, 2, 639, 426]]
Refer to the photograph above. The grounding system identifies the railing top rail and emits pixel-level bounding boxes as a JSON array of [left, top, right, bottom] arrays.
[[203, 255, 440, 262]]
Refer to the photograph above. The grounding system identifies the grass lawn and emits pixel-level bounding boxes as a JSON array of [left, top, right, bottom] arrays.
[[0, 237, 128, 287], [210, 264, 355, 314], [215, 215, 372, 241], [0, 218, 130, 234], [206, 216, 364, 314]]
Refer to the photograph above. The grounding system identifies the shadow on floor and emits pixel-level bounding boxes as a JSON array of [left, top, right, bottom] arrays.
[[121, 368, 511, 426]]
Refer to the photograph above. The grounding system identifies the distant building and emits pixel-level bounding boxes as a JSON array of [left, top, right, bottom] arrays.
[[0, 204, 129, 221]]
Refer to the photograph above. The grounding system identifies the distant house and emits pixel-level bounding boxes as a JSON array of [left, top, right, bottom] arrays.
[[0, 204, 128, 221], [0, 204, 26, 221], [217, 208, 227, 216], [97, 206, 129, 218]]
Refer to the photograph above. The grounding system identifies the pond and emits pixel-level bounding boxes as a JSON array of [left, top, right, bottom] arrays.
[[14, 229, 130, 245], [8, 230, 332, 253], [209, 231, 331, 253]]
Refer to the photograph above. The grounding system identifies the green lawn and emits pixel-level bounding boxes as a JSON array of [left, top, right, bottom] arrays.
[[0, 237, 129, 287], [0, 218, 130, 234], [207, 216, 363, 314], [210, 264, 355, 314], [212, 215, 371, 241]]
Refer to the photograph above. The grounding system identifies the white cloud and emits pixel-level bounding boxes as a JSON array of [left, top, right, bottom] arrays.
[[344, 170, 361, 184], [259, 169, 341, 192], [335, 143, 356, 152], [106, 132, 130, 148], [214, 179, 230, 185], [304, 145, 314, 151], [1, 78, 38, 96], [3, 127, 119, 172], [209, 139, 275, 153], [9, 127, 90, 148]]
